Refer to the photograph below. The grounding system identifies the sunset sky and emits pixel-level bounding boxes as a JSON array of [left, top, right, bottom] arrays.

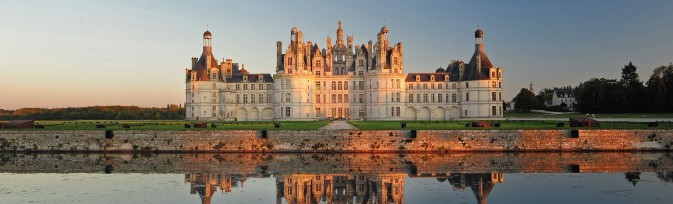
[[1, 0, 672, 109]]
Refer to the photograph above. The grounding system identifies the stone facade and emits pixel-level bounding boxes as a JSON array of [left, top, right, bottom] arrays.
[[185, 21, 504, 121], [2, 129, 672, 153]]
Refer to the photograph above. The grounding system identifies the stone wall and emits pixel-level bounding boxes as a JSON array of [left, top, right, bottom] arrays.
[[1, 129, 672, 153]]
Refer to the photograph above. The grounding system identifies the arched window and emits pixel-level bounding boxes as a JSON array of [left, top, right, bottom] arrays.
[[338, 81, 343, 90], [344, 81, 349, 90], [316, 60, 321, 68], [288, 58, 293, 65], [332, 81, 337, 90]]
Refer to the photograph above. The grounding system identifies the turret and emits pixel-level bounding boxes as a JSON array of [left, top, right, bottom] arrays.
[[276, 41, 283, 70], [336, 20, 344, 46]]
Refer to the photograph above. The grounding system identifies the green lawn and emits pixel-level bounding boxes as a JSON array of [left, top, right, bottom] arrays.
[[505, 111, 673, 118], [349, 120, 673, 130], [4, 120, 330, 130]]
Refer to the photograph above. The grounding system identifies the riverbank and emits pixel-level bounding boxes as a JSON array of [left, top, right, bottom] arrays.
[[1, 129, 672, 153]]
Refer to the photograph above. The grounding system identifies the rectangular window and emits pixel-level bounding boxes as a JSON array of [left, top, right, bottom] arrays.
[[267, 94, 271, 103], [236, 94, 240, 103], [243, 94, 248, 103], [431, 84, 435, 89], [243, 84, 248, 90], [499, 92, 502, 101], [452, 83, 456, 89], [316, 94, 321, 103], [236, 84, 240, 90], [423, 84, 428, 89], [438, 84, 443, 89], [491, 81, 496, 88], [359, 94, 364, 103], [267, 84, 272, 90], [438, 94, 443, 102], [259, 94, 264, 103], [452, 93, 457, 102], [409, 93, 414, 103], [338, 94, 343, 103], [492, 106, 497, 116], [416, 94, 420, 103], [396, 107, 400, 116], [251, 84, 256, 90], [466, 93, 470, 101], [316, 82, 320, 90], [332, 94, 336, 103], [251, 95, 255, 103], [396, 93, 400, 102], [492, 92, 497, 101], [285, 93, 290, 103], [423, 94, 428, 103], [344, 94, 349, 103], [286, 107, 291, 117]]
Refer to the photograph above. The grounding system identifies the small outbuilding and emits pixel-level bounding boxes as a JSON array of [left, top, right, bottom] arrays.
[[569, 117, 600, 127], [4, 120, 35, 129]]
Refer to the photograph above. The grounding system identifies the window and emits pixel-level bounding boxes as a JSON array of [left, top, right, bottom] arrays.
[[267, 84, 272, 90], [492, 106, 497, 116], [394, 57, 399, 64], [396, 93, 400, 102], [332, 94, 336, 103], [288, 58, 293, 65], [251, 95, 255, 103], [338, 81, 342, 90], [431, 75, 435, 82], [431, 83, 435, 89], [452, 83, 456, 89], [408, 84, 413, 89], [396, 107, 401, 117], [236, 84, 240, 90], [243, 94, 248, 103], [423, 94, 428, 103], [499, 92, 502, 101], [251, 84, 256, 90], [491, 71, 495, 78], [438, 94, 443, 102], [332, 81, 337, 90], [466, 93, 470, 101], [359, 94, 364, 103], [438, 84, 443, 89], [423, 83, 428, 89], [267, 94, 271, 103], [359, 59, 364, 67], [316, 94, 321, 103], [409, 93, 414, 102], [492, 92, 496, 101], [243, 84, 248, 90], [285, 93, 290, 102], [491, 81, 496, 88], [416, 94, 420, 103], [212, 83, 216, 89], [358, 71, 364, 76], [338, 94, 343, 103], [259, 94, 264, 103], [286, 107, 291, 117], [499, 82, 502, 88], [465, 82, 469, 88], [344, 94, 349, 103], [236, 94, 240, 103], [316, 82, 320, 90], [431, 94, 435, 102], [359, 81, 364, 90], [316, 60, 321, 68], [344, 81, 349, 90]]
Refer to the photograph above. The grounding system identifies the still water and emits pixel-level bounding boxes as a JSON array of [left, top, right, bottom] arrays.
[[1, 153, 672, 204]]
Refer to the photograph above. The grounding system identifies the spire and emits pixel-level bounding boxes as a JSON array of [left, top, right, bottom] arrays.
[[336, 20, 344, 47]]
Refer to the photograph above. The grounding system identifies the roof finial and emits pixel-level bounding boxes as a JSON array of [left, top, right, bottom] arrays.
[[477, 24, 480, 29]]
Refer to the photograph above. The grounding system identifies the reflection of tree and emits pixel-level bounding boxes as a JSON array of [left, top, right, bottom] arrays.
[[625, 172, 641, 186], [656, 171, 673, 183]]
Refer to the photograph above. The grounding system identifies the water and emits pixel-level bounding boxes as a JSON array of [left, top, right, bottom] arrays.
[[1, 153, 672, 204]]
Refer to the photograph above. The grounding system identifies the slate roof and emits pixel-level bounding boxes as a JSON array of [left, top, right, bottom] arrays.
[[226, 73, 274, 83], [554, 89, 575, 98], [405, 73, 450, 82]]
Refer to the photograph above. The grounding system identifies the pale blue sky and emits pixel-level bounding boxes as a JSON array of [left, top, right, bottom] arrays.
[[1, 0, 672, 109]]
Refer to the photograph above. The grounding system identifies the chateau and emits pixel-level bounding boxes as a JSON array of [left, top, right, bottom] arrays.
[[185, 21, 503, 121]]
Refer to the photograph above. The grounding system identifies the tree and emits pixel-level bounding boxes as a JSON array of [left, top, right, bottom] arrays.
[[619, 62, 646, 112], [513, 88, 544, 112], [574, 78, 621, 113]]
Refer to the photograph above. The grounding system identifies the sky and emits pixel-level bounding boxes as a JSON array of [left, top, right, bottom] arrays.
[[1, 0, 672, 109]]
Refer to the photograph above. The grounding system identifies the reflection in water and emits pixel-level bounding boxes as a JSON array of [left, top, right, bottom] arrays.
[[184, 172, 504, 204], [3, 153, 673, 203]]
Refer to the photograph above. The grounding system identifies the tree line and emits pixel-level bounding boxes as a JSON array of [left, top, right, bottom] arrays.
[[0, 105, 185, 120], [513, 62, 673, 113]]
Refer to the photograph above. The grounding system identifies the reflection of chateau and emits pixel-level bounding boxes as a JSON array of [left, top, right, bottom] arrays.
[[276, 173, 405, 204], [184, 172, 270, 204], [185, 21, 504, 121], [445, 173, 504, 204], [183, 171, 504, 204]]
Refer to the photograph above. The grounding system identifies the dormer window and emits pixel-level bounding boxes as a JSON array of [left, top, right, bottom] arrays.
[[444, 75, 449, 81], [243, 76, 248, 82], [259, 76, 263, 82], [430, 75, 435, 82], [415, 75, 420, 82]]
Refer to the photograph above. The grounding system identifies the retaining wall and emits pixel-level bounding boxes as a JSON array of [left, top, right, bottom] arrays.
[[1, 129, 672, 153]]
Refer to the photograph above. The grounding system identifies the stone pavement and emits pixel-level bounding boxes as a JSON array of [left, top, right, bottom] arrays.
[[320, 120, 358, 130]]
